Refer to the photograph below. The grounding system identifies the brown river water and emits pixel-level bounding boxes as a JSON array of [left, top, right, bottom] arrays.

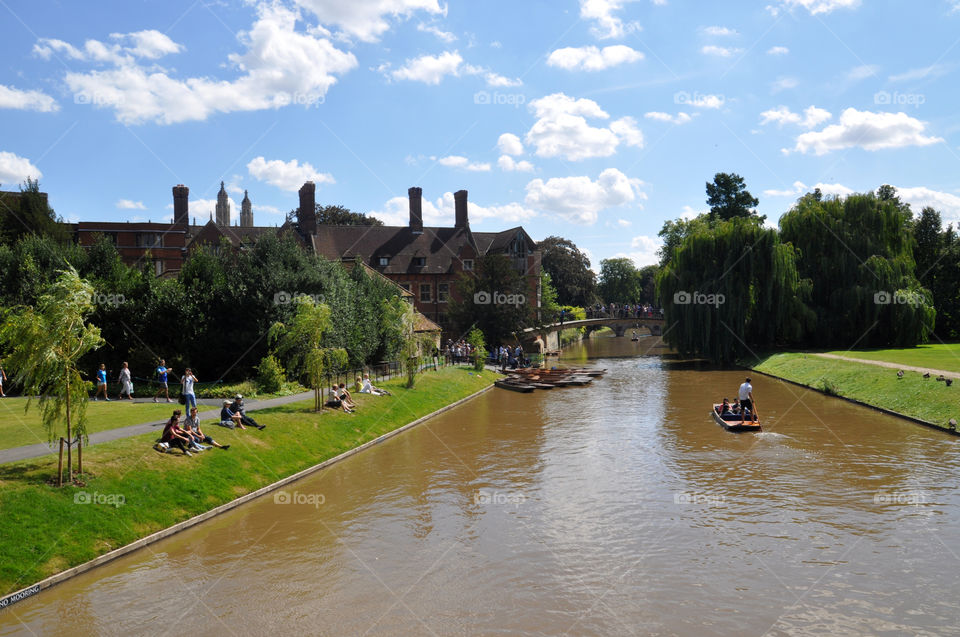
[[2, 335, 959, 636]]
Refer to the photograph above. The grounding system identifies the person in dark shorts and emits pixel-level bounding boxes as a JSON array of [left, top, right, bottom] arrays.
[[738, 377, 756, 422]]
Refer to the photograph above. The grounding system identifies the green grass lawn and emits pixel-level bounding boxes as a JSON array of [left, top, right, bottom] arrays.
[[753, 353, 960, 428], [822, 343, 960, 373], [0, 367, 497, 595]]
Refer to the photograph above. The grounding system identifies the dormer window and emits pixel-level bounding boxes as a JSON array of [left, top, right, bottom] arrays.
[[379, 256, 389, 266], [462, 259, 473, 271], [413, 257, 426, 267]]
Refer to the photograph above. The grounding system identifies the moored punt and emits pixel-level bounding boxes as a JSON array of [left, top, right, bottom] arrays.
[[532, 383, 555, 390], [711, 404, 762, 432], [495, 379, 535, 393]]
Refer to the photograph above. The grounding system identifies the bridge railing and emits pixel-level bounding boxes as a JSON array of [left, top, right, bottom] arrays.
[[583, 308, 664, 320]]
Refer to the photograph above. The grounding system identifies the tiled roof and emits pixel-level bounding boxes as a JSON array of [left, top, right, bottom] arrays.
[[311, 225, 477, 274]]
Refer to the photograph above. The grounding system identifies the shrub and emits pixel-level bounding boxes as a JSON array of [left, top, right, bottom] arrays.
[[256, 355, 285, 394]]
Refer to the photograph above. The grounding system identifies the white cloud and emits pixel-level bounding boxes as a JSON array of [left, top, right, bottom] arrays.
[[617, 218, 631, 227], [644, 111, 692, 124], [524, 92, 643, 161], [437, 155, 491, 171], [417, 22, 457, 43], [116, 199, 146, 210], [759, 105, 831, 128], [370, 191, 536, 226], [0, 151, 42, 184], [621, 234, 661, 266], [888, 64, 951, 83], [703, 26, 736, 36], [896, 186, 960, 223], [680, 93, 724, 109], [524, 168, 643, 225], [847, 64, 879, 81], [497, 133, 524, 156], [763, 180, 853, 197], [679, 205, 702, 220], [546, 45, 643, 71], [0, 84, 59, 112], [580, 0, 642, 39], [390, 51, 462, 84], [34, 30, 182, 65], [767, 46, 789, 55], [701, 45, 742, 57], [46, 5, 357, 124], [247, 156, 335, 191], [790, 108, 943, 155], [121, 30, 183, 59], [771, 0, 860, 15], [498, 155, 534, 172], [191, 197, 239, 222], [292, 0, 443, 42], [771, 76, 799, 92]]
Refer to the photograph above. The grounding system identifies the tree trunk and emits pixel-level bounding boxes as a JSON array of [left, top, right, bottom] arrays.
[[65, 369, 72, 484], [78, 438, 83, 475], [57, 437, 64, 488]]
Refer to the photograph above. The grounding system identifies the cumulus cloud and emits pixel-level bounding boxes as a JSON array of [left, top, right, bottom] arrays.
[[644, 111, 692, 124], [116, 199, 146, 210], [33, 30, 183, 65], [497, 133, 524, 156], [387, 51, 520, 86], [292, 0, 443, 42], [789, 108, 942, 155], [622, 234, 661, 266], [42, 5, 357, 124], [247, 156, 335, 191], [677, 92, 724, 109], [767, 46, 789, 55], [762, 181, 853, 198], [769, 0, 861, 15], [370, 191, 536, 226], [703, 26, 736, 36], [498, 155, 534, 172], [701, 45, 742, 57], [524, 92, 644, 161], [760, 105, 831, 128], [524, 168, 643, 225], [437, 155, 491, 171], [0, 151, 42, 184], [580, 0, 642, 39], [0, 84, 59, 112], [896, 186, 960, 223], [546, 45, 643, 71], [417, 22, 457, 43]]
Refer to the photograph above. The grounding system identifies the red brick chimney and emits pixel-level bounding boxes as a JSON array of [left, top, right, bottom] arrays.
[[173, 184, 189, 229], [298, 181, 316, 235], [454, 189, 468, 229], [408, 187, 423, 234]]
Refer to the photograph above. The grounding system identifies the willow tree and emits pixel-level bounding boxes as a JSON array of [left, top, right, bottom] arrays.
[[780, 190, 935, 347], [656, 217, 813, 364], [0, 267, 104, 485], [268, 296, 347, 411]]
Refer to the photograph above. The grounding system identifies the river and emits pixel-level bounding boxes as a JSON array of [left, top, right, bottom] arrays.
[[2, 335, 959, 636]]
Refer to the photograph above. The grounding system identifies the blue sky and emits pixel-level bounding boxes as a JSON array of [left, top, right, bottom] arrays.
[[2, 0, 960, 268]]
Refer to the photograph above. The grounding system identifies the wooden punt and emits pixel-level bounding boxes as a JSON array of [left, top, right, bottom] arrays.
[[495, 379, 535, 393], [711, 404, 762, 432]]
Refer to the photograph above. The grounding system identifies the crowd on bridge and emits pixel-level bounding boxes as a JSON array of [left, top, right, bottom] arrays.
[[583, 303, 663, 320]]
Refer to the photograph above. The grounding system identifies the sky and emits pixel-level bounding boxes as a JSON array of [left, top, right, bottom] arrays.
[[2, 0, 960, 269]]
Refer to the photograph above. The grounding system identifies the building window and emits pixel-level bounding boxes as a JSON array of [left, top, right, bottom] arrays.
[[154, 260, 163, 276], [413, 256, 426, 267], [462, 259, 473, 271], [437, 283, 449, 303], [137, 232, 162, 248], [399, 282, 411, 292], [379, 256, 389, 266], [420, 283, 432, 302]]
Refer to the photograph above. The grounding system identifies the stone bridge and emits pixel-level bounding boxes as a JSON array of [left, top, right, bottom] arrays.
[[521, 316, 665, 352]]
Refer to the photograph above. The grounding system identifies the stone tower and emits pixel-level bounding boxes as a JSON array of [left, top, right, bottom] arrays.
[[240, 190, 253, 227], [215, 181, 230, 226]]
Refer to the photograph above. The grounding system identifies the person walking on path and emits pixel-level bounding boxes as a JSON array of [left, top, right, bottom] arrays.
[[117, 362, 134, 401], [153, 359, 172, 403], [738, 377, 757, 422], [181, 368, 198, 411], [94, 363, 110, 401]]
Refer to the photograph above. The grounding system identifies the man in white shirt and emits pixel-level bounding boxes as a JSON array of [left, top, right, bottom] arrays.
[[738, 377, 756, 422]]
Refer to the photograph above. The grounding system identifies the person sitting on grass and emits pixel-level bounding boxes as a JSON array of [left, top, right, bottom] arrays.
[[220, 400, 245, 429], [230, 394, 265, 430], [359, 373, 390, 396], [159, 409, 193, 456], [338, 383, 357, 410], [330, 385, 354, 413], [325, 386, 343, 409], [183, 406, 230, 450]]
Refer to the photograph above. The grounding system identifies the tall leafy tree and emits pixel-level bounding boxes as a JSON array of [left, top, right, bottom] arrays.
[[706, 172, 759, 221], [598, 257, 640, 303], [0, 179, 69, 245], [448, 254, 530, 346], [0, 267, 104, 484], [912, 207, 960, 338], [537, 236, 597, 306], [658, 215, 710, 267]]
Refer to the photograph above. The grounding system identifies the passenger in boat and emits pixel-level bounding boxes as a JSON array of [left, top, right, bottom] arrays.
[[720, 398, 731, 414], [738, 377, 757, 422], [731, 399, 741, 415]]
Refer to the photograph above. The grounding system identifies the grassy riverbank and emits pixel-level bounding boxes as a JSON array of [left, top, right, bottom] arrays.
[[822, 343, 960, 373], [0, 367, 496, 596], [752, 353, 958, 430]]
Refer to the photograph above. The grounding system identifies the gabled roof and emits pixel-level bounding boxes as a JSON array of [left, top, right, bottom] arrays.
[[311, 225, 479, 274], [188, 220, 277, 249], [472, 227, 537, 254]]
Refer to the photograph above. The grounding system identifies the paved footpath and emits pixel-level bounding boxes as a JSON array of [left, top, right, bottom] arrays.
[[0, 391, 314, 465], [813, 353, 960, 379]]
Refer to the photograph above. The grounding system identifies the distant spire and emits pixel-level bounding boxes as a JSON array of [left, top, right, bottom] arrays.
[[216, 181, 230, 225], [240, 188, 253, 227]]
